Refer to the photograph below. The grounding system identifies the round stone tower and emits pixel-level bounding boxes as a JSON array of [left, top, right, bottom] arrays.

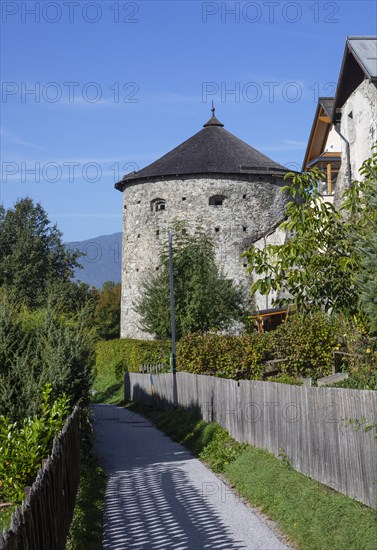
[[115, 108, 290, 339]]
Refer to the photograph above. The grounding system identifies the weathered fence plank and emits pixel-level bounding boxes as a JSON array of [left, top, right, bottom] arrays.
[[124, 372, 377, 508], [0, 406, 81, 550]]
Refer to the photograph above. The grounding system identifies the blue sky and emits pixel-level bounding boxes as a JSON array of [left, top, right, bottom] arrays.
[[1, 0, 376, 241]]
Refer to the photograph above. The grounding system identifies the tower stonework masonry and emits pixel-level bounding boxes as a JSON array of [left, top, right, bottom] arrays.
[[115, 110, 290, 339]]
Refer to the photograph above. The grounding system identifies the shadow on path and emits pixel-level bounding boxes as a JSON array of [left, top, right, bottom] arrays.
[[104, 464, 246, 549], [94, 404, 289, 550]]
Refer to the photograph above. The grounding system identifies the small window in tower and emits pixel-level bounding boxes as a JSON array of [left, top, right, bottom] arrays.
[[243, 263, 247, 268], [156, 230, 160, 237], [156, 266, 160, 271], [124, 204, 127, 209], [137, 234, 140, 238], [243, 226, 247, 232], [137, 200, 141, 204], [215, 227, 220, 233], [243, 194, 247, 199], [151, 198, 166, 212], [209, 195, 227, 206], [182, 197, 186, 201]]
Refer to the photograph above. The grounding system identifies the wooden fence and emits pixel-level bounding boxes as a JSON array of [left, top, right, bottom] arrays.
[[0, 406, 81, 550], [124, 372, 377, 508]]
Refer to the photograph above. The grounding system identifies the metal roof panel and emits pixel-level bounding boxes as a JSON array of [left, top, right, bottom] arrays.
[[347, 37, 377, 78]]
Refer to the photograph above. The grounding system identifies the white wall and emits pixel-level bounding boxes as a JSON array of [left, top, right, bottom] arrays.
[[335, 79, 377, 205]]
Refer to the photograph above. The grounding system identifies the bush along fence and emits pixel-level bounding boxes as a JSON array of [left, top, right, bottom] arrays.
[[124, 372, 377, 508], [0, 406, 81, 550]]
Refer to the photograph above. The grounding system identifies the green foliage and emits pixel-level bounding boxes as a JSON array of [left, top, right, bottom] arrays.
[[39, 306, 95, 409], [350, 154, 377, 334], [136, 224, 246, 339], [92, 338, 170, 403], [0, 506, 15, 532], [95, 338, 170, 377], [177, 332, 272, 379], [176, 313, 340, 381], [176, 314, 375, 385], [244, 150, 377, 321], [0, 385, 70, 504], [226, 447, 377, 550], [153, 407, 245, 473], [244, 168, 358, 314], [332, 365, 377, 391], [271, 311, 337, 379], [198, 428, 247, 472], [0, 294, 95, 422], [48, 280, 98, 318], [66, 458, 107, 550], [93, 282, 121, 340], [155, 408, 205, 446], [328, 314, 377, 390], [266, 374, 303, 385], [344, 417, 377, 439], [0, 199, 81, 309]]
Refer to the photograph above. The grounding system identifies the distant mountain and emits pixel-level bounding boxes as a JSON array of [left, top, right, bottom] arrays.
[[66, 232, 122, 288]]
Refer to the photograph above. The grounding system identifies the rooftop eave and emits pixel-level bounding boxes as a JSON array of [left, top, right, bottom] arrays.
[[332, 37, 377, 121], [302, 100, 335, 171], [115, 167, 294, 191]]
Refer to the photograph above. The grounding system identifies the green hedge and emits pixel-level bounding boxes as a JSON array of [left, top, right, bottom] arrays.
[[94, 338, 171, 383], [177, 332, 272, 379], [177, 312, 337, 381], [94, 312, 366, 385], [271, 311, 336, 378]]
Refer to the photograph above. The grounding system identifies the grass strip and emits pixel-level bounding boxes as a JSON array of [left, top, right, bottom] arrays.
[[0, 506, 15, 533], [128, 403, 377, 550], [66, 457, 107, 550], [91, 372, 124, 406]]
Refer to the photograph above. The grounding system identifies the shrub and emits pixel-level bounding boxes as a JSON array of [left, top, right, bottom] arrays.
[[198, 427, 247, 472], [177, 332, 272, 379], [0, 296, 95, 421], [93, 282, 121, 340], [176, 313, 339, 381], [265, 374, 303, 386], [94, 338, 171, 383], [271, 311, 337, 379], [0, 385, 70, 504]]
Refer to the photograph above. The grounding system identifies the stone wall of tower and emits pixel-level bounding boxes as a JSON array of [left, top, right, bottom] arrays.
[[121, 174, 287, 339]]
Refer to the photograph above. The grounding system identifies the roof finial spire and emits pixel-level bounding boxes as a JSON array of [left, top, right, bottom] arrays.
[[203, 102, 224, 128]]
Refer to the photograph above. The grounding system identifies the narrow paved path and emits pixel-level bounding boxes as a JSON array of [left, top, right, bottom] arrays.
[[93, 404, 291, 550]]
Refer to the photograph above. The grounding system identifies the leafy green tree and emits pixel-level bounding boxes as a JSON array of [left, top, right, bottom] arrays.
[[0, 293, 95, 421], [93, 281, 121, 340], [349, 152, 377, 333], [243, 149, 373, 317], [244, 147, 377, 329], [136, 225, 246, 339], [48, 279, 98, 317], [0, 198, 80, 308]]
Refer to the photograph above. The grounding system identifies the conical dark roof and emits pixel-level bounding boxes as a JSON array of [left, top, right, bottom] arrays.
[[115, 112, 288, 190]]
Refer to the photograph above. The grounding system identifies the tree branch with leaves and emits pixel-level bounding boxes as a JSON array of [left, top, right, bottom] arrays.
[[243, 148, 377, 324]]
